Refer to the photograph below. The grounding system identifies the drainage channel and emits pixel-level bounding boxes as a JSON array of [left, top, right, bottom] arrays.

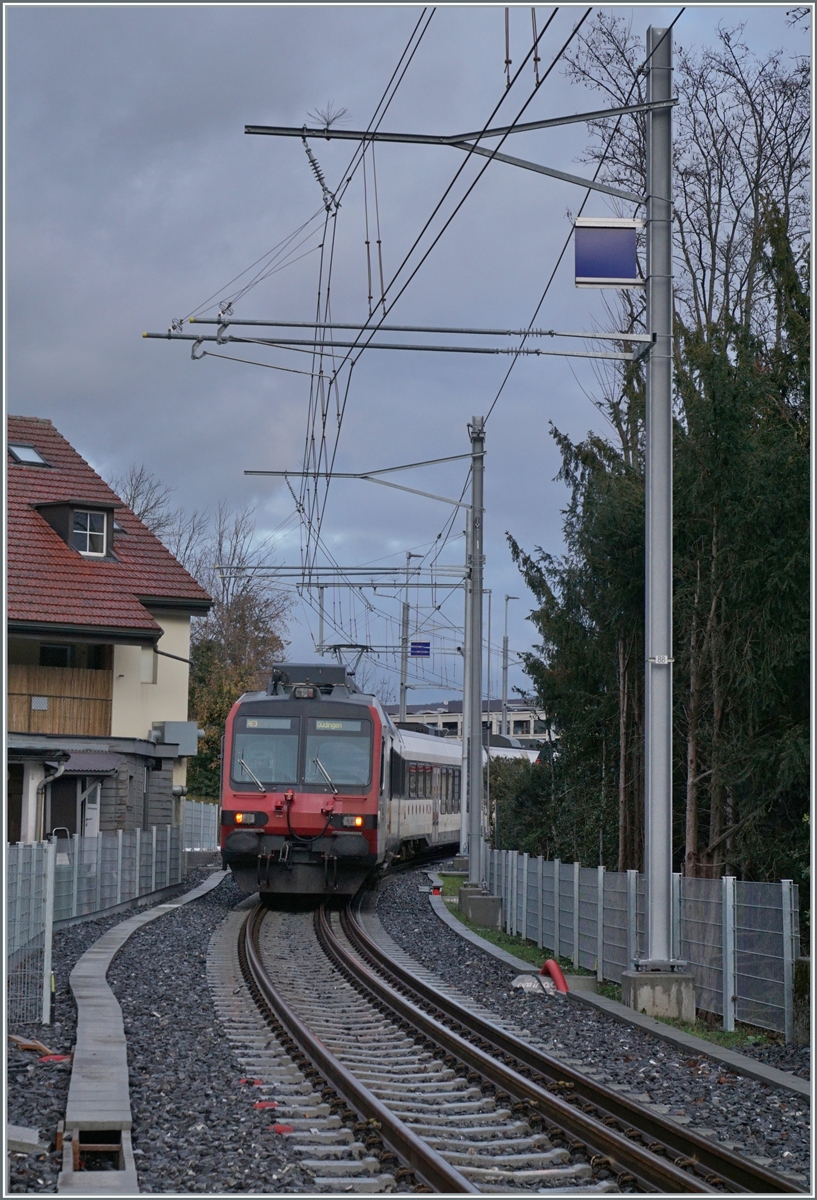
[[245, 903, 619, 1194]]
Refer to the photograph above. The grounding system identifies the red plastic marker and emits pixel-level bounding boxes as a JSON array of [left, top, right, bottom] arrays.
[[38, 1054, 72, 1063], [253, 1100, 279, 1110], [270, 1124, 293, 1134]]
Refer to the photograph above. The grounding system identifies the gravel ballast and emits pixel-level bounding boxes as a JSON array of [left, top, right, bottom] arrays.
[[376, 867, 811, 1186], [7, 868, 313, 1194]]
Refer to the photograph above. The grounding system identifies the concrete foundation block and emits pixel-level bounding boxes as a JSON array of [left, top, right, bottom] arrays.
[[621, 970, 696, 1024], [451, 855, 470, 872], [463, 893, 502, 930], [563, 974, 598, 994], [458, 884, 485, 912], [793, 957, 809, 1045]]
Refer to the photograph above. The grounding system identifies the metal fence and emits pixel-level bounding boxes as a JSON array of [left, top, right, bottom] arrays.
[[7, 801, 219, 1026], [7, 841, 55, 1024], [51, 826, 182, 923], [487, 849, 801, 1039], [183, 798, 220, 850]]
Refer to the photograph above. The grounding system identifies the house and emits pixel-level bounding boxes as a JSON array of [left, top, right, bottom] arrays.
[[7, 416, 212, 843]]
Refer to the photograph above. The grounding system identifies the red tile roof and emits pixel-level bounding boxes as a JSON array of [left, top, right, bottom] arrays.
[[7, 416, 211, 638]]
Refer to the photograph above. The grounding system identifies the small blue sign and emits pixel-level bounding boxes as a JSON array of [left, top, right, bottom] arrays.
[[574, 219, 643, 288], [410, 642, 431, 657]]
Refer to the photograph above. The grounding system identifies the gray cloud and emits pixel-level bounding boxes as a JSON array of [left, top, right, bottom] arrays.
[[6, 4, 802, 699]]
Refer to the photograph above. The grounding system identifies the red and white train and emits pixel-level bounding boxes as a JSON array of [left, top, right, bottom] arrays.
[[220, 663, 464, 898]]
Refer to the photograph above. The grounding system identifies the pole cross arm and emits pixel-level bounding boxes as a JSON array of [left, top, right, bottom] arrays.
[[244, 468, 471, 509], [243, 98, 678, 145]]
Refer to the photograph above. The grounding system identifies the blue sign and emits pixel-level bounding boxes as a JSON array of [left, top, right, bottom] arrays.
[[574, 219, 643, 288], [410, 642, 431, 657]]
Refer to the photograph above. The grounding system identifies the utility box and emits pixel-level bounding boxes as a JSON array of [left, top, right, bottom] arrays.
[[151, 721, 200, 757]]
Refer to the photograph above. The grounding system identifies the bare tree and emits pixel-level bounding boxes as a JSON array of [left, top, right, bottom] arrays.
[[109, 463, 209, 579]]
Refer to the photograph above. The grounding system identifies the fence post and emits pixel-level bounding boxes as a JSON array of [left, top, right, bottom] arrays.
[[116, 830, 123, 906], [573, 864, 580, 964], [41, 839, 56, 1024], [597, 865, 605, 983], [626, 869, 638, 969], [151, 826, 157, 893], [71, 834, 79, 918], [538, 857, 544, 949], [165, 825, 171, 887], [505, 851, 511, 934], [135, 827, 142, 896], [672, 871, 681, 962], [781, 879, 794, 1044], [553, 859, 561, 960], [95, 835, 103, 912], [722, 876, 736, 1032], [511, 852, 517, 935], [522, 853, 529, 940]]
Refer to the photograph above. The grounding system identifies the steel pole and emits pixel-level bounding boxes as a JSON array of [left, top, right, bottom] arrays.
[[502, 595, 518, 735], [399, 601, 409, 723], [468, 417, 485, 885], [460, 518, 472, 854], [642, 26, 674, 969], [318, 586, 325, 655]]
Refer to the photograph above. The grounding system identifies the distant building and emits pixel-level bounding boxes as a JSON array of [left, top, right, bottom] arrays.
[[7, 416, 211, 843], [384, 698, 551, 749]]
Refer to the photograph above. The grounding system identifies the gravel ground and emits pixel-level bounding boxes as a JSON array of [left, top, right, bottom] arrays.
[[7, 866, 313, 1194], [376, 867, 811, 1186], [7, 864, 224, 1194]]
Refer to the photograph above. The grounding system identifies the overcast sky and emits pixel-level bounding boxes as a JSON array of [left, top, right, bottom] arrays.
[[5, 3, 805, 707]]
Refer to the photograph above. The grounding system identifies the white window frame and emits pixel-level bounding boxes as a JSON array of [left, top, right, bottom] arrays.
[[72, 509, 107, 556]]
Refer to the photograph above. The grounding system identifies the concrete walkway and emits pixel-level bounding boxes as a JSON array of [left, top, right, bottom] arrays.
[[425, 872, 809, 1099], [57, 868, 228, 1194]]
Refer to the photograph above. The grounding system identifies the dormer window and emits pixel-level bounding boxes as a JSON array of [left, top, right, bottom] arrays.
[[72, 510, 106, 556], [9, 444, 50, 466]]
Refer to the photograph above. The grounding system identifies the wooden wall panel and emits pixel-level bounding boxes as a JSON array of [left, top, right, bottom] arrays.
[[7, 665, 112, 736]]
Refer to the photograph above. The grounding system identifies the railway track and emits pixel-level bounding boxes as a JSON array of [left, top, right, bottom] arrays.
[[238, 898, 806, 1194]]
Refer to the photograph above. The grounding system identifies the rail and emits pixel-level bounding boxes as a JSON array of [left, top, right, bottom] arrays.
[[338, 897, 806, 1195]]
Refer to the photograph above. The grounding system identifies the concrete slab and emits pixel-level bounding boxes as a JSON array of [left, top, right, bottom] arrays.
[[7, 1124, 47, 1153], [57, 1130, 139, 1195], [61, 869, 227, 1160], [426, 877, 809, 1099], [622, 968, 696, 1023]]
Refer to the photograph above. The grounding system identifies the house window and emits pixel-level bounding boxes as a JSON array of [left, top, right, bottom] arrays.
[[72, 510, 106, 556], [40, 644, 73, 668], [8, 443, 50, 466]]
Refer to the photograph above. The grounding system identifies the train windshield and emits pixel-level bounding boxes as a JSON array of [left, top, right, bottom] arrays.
[[232, 716, 300, 786], [304, 717, 372, 788]]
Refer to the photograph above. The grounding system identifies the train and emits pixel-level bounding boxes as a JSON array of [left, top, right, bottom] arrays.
[[220, 662, 465, 899]]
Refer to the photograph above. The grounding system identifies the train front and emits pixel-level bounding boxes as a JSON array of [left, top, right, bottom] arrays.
[[220, 664, 381, 899]]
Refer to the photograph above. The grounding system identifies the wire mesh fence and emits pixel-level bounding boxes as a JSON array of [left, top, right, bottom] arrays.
[[486, 848, 800, 1037], [6, 805, 214, 1027], [7, 841, 54, 1025]]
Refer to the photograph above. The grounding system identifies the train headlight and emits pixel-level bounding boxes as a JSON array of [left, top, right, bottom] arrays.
[[234, 812, 256, 825], [342, 815, 365, 828], [292, 685, 316, 699]]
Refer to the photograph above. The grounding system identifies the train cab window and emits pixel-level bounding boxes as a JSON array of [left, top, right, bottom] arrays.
[[408, 764, 418, 798], [304, 717, 372, 788], [232, 716, 300, 787]]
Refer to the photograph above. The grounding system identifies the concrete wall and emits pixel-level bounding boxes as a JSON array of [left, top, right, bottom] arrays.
[[111, 612, 191, 740]]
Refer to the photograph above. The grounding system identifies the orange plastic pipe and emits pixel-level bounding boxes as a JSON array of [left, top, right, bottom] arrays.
[[539, 958, 569, 992]]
